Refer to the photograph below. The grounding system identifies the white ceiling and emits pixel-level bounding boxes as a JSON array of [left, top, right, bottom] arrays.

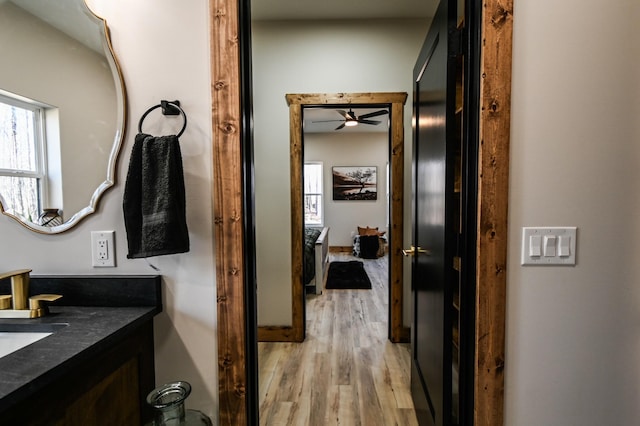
[[251, 0, 438, 21]]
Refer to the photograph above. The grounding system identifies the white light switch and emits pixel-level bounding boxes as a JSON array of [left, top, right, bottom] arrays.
[[558, 235, 571, 257], [543, 235, 556, 257], [529, 235, 541, 257], [521, 227, 577, 266]]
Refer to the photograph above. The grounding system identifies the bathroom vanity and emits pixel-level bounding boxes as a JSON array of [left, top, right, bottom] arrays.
[[0, 275, 162, 425]]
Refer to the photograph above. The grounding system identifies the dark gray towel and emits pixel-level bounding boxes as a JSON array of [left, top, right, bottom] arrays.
[[123, 133, 189, 258]]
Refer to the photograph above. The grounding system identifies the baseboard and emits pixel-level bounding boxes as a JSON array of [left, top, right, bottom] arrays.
[[257, 326, 300, 342], [329, 246, 352, 253], [400, 326, 411, 343]]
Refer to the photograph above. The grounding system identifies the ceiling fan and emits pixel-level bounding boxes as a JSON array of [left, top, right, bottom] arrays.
[[312, 108, 389, 130]]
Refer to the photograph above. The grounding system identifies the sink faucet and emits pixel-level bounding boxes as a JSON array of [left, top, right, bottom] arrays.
[[0, 269, 62, 318]]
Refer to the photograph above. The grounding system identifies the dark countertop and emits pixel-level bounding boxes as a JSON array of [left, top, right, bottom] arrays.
[[0, 306, 158, 412], [0, 275, 162, 414]]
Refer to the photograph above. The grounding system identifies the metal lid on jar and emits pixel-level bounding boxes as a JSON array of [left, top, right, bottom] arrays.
[[146, 381, 192, 409]]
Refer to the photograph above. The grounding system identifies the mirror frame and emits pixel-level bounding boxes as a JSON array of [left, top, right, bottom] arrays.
[[0, 0, 127, 234], [211, 0, 513, 424]]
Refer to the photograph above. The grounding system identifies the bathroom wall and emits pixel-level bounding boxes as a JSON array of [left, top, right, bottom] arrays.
[[0, 0, 217, 419], [506, 0, 640, 423]]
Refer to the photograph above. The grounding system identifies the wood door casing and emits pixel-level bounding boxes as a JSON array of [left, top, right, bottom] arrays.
[[474, 1, 513, 423], [210, 0, 513, 424], [211, 0, 249, 423], [258, 92, 408, 344]]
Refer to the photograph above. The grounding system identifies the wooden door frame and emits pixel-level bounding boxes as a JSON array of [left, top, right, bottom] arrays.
[[256, 92, 408, 344], [210, 0, 513, 424]]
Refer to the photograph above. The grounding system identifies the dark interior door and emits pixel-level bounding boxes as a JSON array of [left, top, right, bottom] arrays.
[[410, 1, 459, 425]]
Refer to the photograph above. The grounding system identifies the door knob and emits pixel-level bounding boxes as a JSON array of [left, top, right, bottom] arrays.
[[402, 246, 430, 257]]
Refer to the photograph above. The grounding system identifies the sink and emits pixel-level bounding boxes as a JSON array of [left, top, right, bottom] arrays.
[[0, 323, 68, 359]]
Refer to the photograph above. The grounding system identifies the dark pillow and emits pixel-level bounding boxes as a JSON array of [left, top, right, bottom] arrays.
[[359, 235, 379, 259]]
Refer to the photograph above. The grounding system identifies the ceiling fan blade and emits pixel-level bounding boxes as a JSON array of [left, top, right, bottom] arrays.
[[336, 109, 359, 120], [312, 119, 347, 123], [358, 119, 381, 125], [359, 110, 389, 119], [335, 123, 346, 130]]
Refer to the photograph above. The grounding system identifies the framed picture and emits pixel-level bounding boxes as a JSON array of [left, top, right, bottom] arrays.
[[332, 166, 377, 200]]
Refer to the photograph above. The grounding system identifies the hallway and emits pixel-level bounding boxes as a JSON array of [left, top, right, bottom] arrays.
[[258, 252, 418, 425]]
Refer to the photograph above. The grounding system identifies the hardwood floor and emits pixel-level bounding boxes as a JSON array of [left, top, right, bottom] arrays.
[[258, 252, 418, 425]]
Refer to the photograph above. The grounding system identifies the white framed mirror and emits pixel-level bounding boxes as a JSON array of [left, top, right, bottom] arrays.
[[0, 0, 126, 234]]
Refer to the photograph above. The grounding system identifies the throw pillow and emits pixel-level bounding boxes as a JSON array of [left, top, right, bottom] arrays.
[[357, 226, 387, 237]]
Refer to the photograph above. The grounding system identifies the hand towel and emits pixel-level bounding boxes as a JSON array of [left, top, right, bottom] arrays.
[[123, 133, 189, 258]]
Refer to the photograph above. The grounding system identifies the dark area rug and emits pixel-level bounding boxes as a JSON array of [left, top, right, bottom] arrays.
[[325, 261, 372, 290]]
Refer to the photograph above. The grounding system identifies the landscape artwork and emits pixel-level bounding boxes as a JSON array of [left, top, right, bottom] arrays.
[[332, 166, 377, 201]]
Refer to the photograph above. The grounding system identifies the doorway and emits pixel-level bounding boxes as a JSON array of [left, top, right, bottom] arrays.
[[257, 93, 408, 344], [210, 0, 513, 424]]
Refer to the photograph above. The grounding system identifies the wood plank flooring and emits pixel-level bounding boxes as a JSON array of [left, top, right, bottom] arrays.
[[258, 253, 418, 425]]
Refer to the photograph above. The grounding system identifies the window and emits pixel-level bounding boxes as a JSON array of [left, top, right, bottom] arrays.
[[304, 162, 323, 226], [0, 94, 46, 222]]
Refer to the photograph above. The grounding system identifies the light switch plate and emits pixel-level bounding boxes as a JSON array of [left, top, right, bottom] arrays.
[[521, 227, 577, 266]]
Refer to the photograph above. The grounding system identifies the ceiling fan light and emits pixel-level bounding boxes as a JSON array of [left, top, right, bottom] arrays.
[[345, 120, 358, 127]]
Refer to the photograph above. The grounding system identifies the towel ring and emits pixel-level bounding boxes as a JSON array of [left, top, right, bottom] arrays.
[[138, 100, 188, 137]]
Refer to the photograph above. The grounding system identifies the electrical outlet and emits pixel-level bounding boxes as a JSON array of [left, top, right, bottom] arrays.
[[91, 231, 115, 267]]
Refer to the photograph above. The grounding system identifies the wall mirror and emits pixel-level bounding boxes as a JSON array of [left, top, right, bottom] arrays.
[[0, 0, 126, 234]]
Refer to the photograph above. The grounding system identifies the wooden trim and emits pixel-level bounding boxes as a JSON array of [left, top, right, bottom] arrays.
[[286, 92, 408, 106], [211, 0, 247, 424], [400, 326, 411, 344], [285, 92, 407, 344], [257, 326, 297, 342], [289, 102, 305, 343], [329, 246, 353, 253], [475, 1, 513, 425], [389, 100, 405, 343]]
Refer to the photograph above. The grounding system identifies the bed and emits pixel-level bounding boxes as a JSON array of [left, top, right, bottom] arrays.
[[303, 226, 330, 294]]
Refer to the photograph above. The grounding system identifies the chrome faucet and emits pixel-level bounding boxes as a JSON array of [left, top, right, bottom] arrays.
[[0, 269, 62, 318]]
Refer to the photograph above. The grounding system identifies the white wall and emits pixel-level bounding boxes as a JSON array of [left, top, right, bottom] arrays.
[[506, 0, 640, 424], [0, 0, 218, 420], [305, 132, 388, 246], [252, 19, 429, 326]]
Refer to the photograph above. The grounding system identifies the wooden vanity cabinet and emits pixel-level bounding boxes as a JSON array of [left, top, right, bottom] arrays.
[[3, 321, 155, 426]]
